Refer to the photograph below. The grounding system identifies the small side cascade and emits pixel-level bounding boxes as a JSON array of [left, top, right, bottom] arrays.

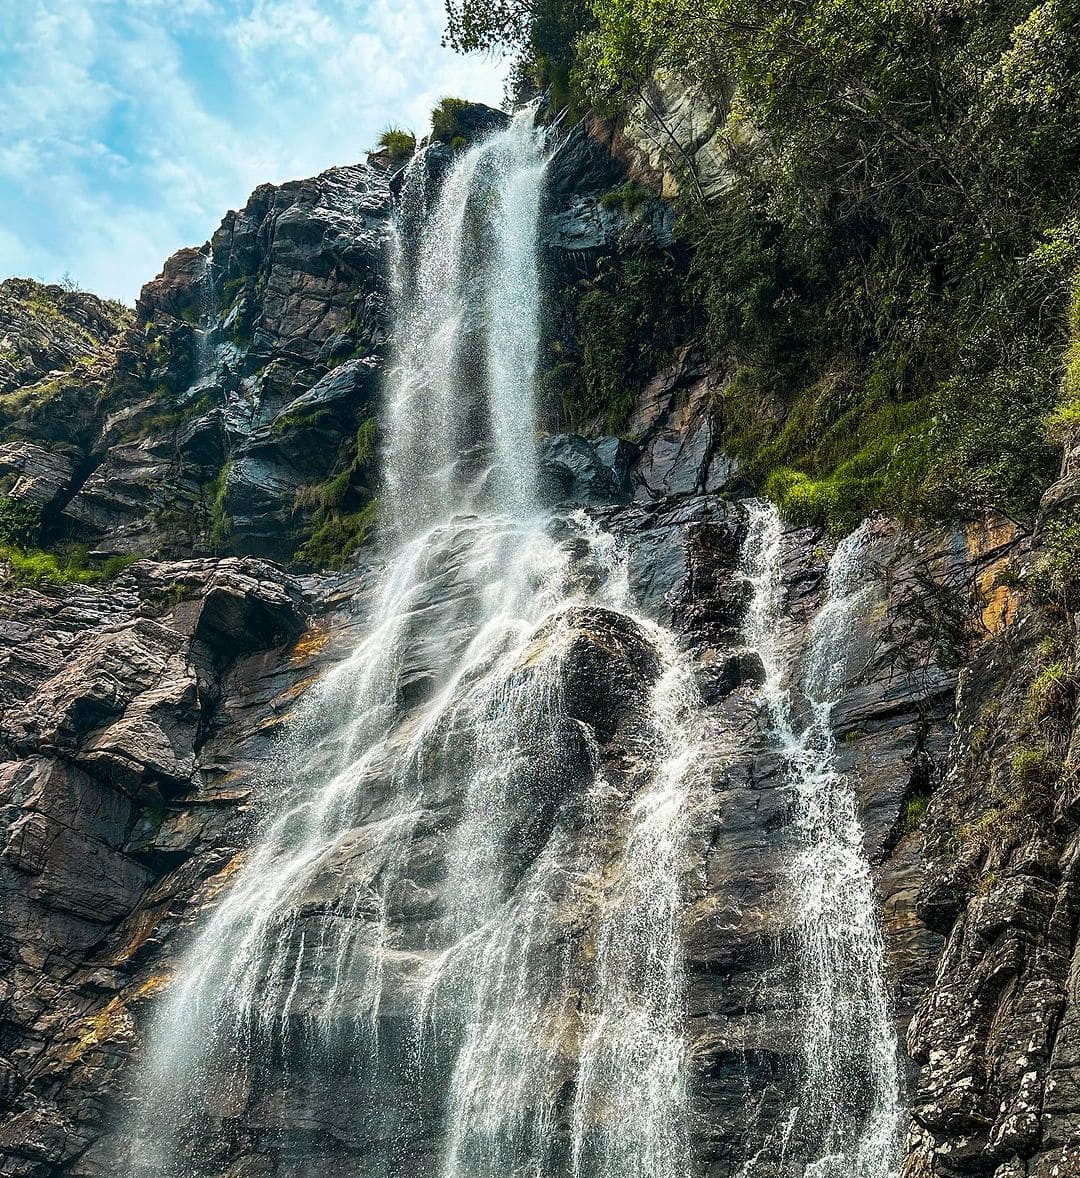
[[742, 499, 902, 1178], [192, 246, 217, 390]]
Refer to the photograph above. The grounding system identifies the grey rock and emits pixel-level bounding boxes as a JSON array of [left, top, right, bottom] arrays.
[[0, 442, 74, 512], [539, 433, 636, 503]]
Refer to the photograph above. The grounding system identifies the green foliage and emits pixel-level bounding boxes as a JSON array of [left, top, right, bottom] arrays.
[[354, 416, 378, 466], [444, 0, 592, 111], [271, 405, 336, 436], [1, 543, 136, 587], [220, 275, 251, 310], [548, 0, 1080, 528], [208, 460, 233, 550], [1027, 661, 1071, 721], [1031, 510, 1080, 605], [547, 242, 696, 432], [292, 417, 380, 569], [20, 285, 63, 325], [431, 98, 474, 145], [295, 500, 379, 569], [0, 496, 41, 546], [599, 181, 654, 216], [1011, 746, 1052, 790], [1048, 267, 1080, 437], [377, 127, 417, 162], [956, 623, 1077, 856], [901, 792, 930, 835]]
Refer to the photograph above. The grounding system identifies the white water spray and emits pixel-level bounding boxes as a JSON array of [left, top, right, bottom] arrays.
[[130, 110, 701, 1178], [742, 500, 902, 1178]]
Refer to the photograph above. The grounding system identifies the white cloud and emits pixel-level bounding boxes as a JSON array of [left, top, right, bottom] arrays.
[[0, 0, 508, 302]]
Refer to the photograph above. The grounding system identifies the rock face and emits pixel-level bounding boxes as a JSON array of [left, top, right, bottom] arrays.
[[1, 105, 1079, 1178], [0, 280, 130, 399], [1, 170, 391, 565], [0, 555, 318, 1176]]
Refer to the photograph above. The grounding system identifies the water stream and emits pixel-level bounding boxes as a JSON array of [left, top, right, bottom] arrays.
[[742, 501, 902, 1178], [131, 109, 703, 1178], [125, 106, 905, 1178]]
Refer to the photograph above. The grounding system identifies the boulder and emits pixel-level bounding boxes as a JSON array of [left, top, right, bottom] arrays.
[[539, 433, 636, 504], [0, 441, 74, 513]]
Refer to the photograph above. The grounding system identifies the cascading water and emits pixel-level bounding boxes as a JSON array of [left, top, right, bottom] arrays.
[[128, 109, 703, 1178], [741, 500, 902, 1178]]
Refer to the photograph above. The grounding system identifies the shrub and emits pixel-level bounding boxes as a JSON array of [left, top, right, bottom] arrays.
[[1011, 746, 1051, 789], [295, 499, 379, 569], [901, 792, 930, 834], [547, 243, 697, 432], [208, 460, 233, 550], [599, 182, 654, 216], [1027, 661, 1072, 720], [1031, 510, 1080, 604], [0, 496, 41, 546], [377, 127, 416, 162], [1047, 267, 1080, 438], [431, 98, 473, 145]]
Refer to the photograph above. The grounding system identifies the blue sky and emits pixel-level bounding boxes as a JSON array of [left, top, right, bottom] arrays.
[[0, 1, 508, 302]]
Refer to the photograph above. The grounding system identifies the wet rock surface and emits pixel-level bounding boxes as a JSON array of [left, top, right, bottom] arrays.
[[2, 169, 390, 564]]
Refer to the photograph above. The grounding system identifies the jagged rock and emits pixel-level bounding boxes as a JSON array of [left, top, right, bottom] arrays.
[[0, 280, 130, 398], [620, 68, 741, 202], [1, 100, 1079, 1178], [627, 349, 744, 502], [696, 648, 766, 702], [539, 433, 636, 503], [555, 605, 661, 741], [50, 166, 392, 560], [545, 117, 626, 202], [0, 551, 321, 1176], [2, 617, 200, 795], [0, 442, 74, 512]]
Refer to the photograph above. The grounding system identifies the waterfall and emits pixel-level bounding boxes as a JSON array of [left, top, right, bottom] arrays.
[[383, 113, 545, 531], [742, 500, 902, 1178], [128, 109, 702, 1178]]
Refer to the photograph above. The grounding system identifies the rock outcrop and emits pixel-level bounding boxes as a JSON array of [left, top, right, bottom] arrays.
[[0, 281, 130, 400]]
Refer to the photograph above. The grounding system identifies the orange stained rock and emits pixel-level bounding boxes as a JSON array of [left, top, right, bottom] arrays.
[[289, 625, 330, 665], [65, 973, 170, 1063], [977, 565, 1020, 636], [964, 516, 1020, 559]]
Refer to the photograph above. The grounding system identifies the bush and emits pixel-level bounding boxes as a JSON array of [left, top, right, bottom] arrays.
[[901, 792, 930, 834], [377, 127, 416, 163], [599, 182, 654, 216], [295, 500, 379, 569], [208, 460, 233, 550], [0, 496, 41, 546], [1047, 267, 1080, 438], [546, 242, 697, 432], [1027, 661, 1072, 720], [430, 98, 474, 144], [1031, 510, 1080, 604], [1011, 746, 1051, 790]]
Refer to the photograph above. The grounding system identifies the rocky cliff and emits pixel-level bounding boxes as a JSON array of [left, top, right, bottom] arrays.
[[1, 101, 1078, 1178]]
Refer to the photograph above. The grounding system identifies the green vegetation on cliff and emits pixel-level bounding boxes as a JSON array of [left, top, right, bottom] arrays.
[[449, 0, 1080, 530], [293, 417, 380, 568], [377, 127, 417, 163], [0, 540, 136, 587], [547, 240, 696, 432]]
